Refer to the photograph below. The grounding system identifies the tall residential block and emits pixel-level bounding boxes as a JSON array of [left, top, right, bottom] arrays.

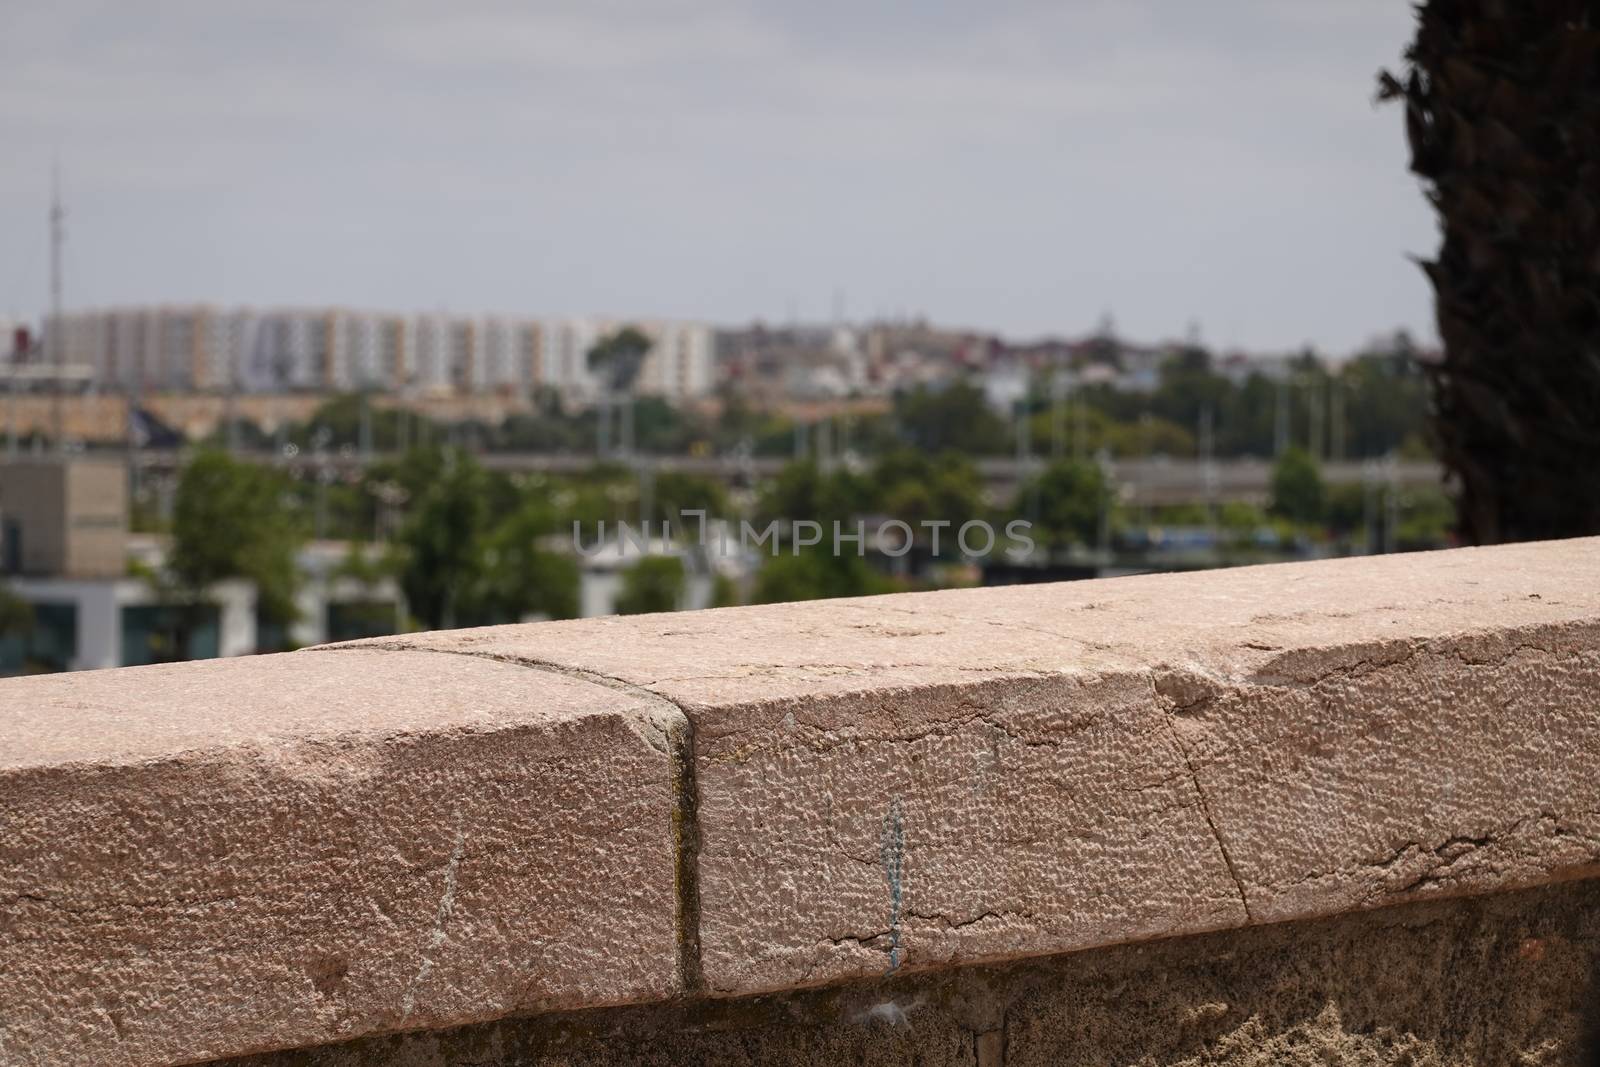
[[44, 307, 711, 401]]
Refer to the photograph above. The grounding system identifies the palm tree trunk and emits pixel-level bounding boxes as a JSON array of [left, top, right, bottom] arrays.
[[1384, 1, 1600, 543]]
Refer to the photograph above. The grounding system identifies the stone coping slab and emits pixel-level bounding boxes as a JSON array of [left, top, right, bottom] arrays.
[[0, 650, 684, 1065], [2, 537, 1599, 1065], [333, 538, 1600, 995]]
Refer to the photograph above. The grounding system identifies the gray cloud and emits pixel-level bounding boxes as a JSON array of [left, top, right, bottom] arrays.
[[0, 0, 1436, 352]]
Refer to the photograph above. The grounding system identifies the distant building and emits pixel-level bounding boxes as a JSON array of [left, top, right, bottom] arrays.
[[0, 458, 126, 580], [479, 315, 542, 394], [543, 317, 715, 402], [46, 306, 716, 402], [541, 317, 605, 396], [1216, 350, 1312, 385], [631, 319, 715, 401], [408, 312, 458, 392], [716, 323, 870, 402], [0, 457, 404, 673], [981, 350, 1031, 414]]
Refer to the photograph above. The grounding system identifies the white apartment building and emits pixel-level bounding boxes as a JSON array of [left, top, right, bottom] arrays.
[[480, 316, 541, 393], [543, 317, 715, 401], [45, 305, 231, 393], [328, 310, 407, 390], [541, 317, 606, 396], [46, 306, 710, 400], [244, 310, 324, 392], [408, 312, 451, 392], [635, 319, 715, 401]]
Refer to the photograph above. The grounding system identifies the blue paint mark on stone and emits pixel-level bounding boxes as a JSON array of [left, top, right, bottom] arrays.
[[879, 796, 905, 973]]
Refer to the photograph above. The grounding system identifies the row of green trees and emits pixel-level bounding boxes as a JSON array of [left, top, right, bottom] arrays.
[[135, 433, 1451, 654], [759, 445, 1451, 565], [209, 338, 1429, 465], [140, 447, 740, 642], [154, 449, 585, 636]]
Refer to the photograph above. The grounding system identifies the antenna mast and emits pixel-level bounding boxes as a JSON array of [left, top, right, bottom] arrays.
[[49, 161, 65, 453]]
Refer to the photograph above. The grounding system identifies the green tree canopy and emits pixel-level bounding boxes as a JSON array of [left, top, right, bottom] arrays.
[[480, 496, 580, 622], [1270, 446, 1325, 525], [587, 326, 654, 394], [1338, 344, 1431, 459], [893, 382, 1010, 455], [394, 449, 490, 630], [751, 549, 888, 605], [649, 470, 728, 527], [394, 449, 581, 629], [169, 450, 303, 624], [1022, 459, 1114, 549], [871, 449, 987, 531], [614, 555, 685, 615], [757, 460, 869, 531]]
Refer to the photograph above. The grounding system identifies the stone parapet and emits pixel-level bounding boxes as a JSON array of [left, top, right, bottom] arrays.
[[3, 538, 1599, 1064]]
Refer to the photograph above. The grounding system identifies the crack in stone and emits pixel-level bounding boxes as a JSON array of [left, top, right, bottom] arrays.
[[305, 641, 706, 996], [814, 908, 1031, 967], [1151, 674, 1253, 924], [1249, 627, 1596, 690], [706, 707, 1102, 763], [863, 600, 1117, 653], [399, 826, 465, 1021], [905, 908, 1025, 931]]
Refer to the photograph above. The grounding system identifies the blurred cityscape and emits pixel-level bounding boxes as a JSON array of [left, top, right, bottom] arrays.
[[0, 300, 1446, 675]]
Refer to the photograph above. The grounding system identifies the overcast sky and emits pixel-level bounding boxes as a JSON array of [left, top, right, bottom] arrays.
[[1, 1, 1436, 353]]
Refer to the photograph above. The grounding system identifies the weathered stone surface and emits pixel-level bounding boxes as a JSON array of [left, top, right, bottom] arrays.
[[9, 538, 1600, 1066], [0, 650, 683, 1066], [222, 877, 1600, 1067], [336, 538, 1600, 995]]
